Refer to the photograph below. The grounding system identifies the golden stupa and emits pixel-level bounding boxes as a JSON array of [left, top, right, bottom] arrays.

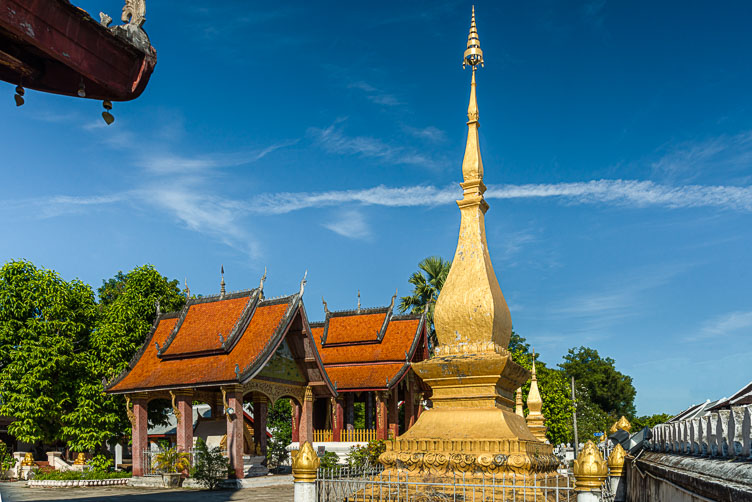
[[378, 7, 558, 478]]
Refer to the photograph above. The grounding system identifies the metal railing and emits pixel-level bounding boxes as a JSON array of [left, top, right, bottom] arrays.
[[342, 429, 377, 443], [313, 429, 378, 443], [315, 430, 334, 442], [316, 469, 585, 502]]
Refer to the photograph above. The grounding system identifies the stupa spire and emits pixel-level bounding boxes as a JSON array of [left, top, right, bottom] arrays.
[[433, 6, 513, 352], [526, 350, 548, 442]]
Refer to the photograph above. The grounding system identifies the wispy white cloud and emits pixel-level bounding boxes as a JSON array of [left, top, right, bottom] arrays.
[[348, 81, 401, 107], [685, 310, 752, 341], [322, 210, 371, 240], [652, 131, 752, 182], [402, 125, 447, 143], [248, 179, 752, 214], [307, 121, 441, 169]]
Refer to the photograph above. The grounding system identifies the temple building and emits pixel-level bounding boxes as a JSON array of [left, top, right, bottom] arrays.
[[305, 294, 429, 445], [106, 278, 337, 479]]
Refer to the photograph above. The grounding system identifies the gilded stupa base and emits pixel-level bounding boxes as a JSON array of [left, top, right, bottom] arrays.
[[378, 348, 559, 479]]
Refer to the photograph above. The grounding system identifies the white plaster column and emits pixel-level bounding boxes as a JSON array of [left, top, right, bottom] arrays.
[[716, 410, 730, 457], [708, 413, 719, 457], [577, 492, 600, 502], [690, 418, 699, 454], [115, 443, 123, 468], [742, 406, 751, 459]]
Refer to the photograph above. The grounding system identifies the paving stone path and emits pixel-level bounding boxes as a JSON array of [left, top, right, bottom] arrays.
[[0, 483, 293, 502]]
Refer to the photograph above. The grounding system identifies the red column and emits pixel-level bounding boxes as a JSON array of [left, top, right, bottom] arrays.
[[332, 397, 344, 442], [225, 386, 244, 479], [299, 386, 314, 444], [131, 394, 148, 477], [291, 399, 301, 443], [175, 391, 194, 453], [375, 392, 388, 440], [406, 377, 416, 429], [388, 388, 399, 439], [253, 395, 268, 456]]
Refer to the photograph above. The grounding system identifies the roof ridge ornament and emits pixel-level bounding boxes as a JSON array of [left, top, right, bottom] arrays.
[[122, 0, 146, 28], [322, 296, 330, 315], [357, 290, 361, 313], [220, 265, 226, 298], [259, 267, 267, 298], [299, 270, 308, 296]]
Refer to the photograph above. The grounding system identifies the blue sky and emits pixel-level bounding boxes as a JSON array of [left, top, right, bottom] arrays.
[[1, 1, 751, 416]]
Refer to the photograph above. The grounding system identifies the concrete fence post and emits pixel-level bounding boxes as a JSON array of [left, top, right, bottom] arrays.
[[742, 406, 751, 459], [716, 410, 730, 457], [728, 406, 743, 458], [292, 441, 320, 502], [573, 440, 608, 502], [690, 418, 699, 455]]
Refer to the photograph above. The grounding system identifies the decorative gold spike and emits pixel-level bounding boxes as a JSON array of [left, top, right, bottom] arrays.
[[515, 387, 524, 417], [292, 441, 320, 482], [609, 416, 632, 434], [463, 6, 484, 69], [573, 441, 608, 490], [608, 443, 626, 477]]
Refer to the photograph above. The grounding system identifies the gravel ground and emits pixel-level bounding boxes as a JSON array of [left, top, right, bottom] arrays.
[[0, 483, 293, 502]]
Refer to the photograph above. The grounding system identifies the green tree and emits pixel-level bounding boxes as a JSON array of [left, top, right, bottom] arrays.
[[61, 265, 185, 451], [0, 260, 96, 445], [559, 346, 636, 417], [398, 256, 451, 351], [631, 413, 672, 431]]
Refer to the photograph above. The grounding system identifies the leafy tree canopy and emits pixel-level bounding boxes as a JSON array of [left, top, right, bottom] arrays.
[[0, 260, 96, 445], [399, 256, 451, 351], [559, 346, 637, 418], [62, 265, 185, 452]]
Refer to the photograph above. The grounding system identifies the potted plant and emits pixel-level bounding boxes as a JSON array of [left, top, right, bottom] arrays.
[[152, 447, 190, 488]]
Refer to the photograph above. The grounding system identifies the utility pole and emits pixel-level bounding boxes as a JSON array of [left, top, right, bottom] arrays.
[[571, 375, 579, 459]]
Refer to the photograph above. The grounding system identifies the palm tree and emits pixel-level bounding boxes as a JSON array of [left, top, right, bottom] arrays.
[[399, 256, 451, 353]]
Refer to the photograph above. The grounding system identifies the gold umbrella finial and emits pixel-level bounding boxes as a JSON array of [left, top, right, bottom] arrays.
[[463, 6, 484, 69]]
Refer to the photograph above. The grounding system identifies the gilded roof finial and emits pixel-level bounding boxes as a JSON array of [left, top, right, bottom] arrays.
[[322, 296, 330, 315], [299, 270, 307, 296], [259, 267, 267, 298], [463, 6, 484, 69], [357, 290, 361, 312], [220, 265, 226, 297]]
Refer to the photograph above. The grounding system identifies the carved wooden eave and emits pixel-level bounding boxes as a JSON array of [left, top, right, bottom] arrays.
[[0, 0, 157, 101]]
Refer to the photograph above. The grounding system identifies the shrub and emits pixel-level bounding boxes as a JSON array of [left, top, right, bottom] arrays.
[[267, 431, 290, 472], [317, 451, 340, 470], [0, 440, 16, 479], [88, 454, 113, 473], [190, 438, 228, 490], [346, 440, 386, 470], [34, 470, 131, 480], [152, 447, 190, 474]]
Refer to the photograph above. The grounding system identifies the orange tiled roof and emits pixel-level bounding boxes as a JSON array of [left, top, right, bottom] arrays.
[[313, 304, 426, 390], [160, 293, 253, 356], [108, 294, 294, 392]]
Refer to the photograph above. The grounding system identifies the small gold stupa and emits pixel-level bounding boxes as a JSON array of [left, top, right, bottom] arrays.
[[379, 7, 558, 478]]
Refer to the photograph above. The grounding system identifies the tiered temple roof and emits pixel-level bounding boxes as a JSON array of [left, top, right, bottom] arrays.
[[311, 297, 428, 392], [107, 289, 334, 395]]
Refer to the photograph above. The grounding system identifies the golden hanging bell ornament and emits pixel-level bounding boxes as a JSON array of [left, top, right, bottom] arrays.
[[14, 85, 24, 107], [102, 100, 114, 125]]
